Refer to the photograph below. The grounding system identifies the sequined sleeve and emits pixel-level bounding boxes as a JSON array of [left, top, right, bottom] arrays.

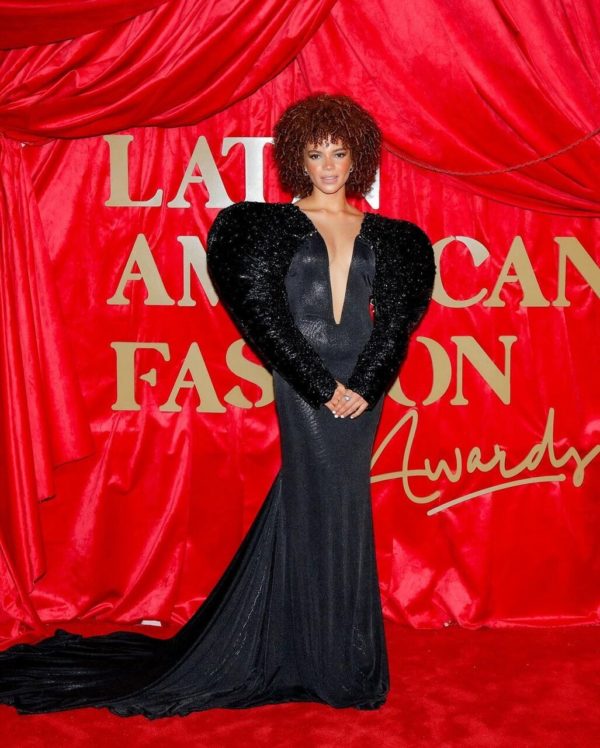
[[346, 217, 436, 408], [207, 202, 338, 409]]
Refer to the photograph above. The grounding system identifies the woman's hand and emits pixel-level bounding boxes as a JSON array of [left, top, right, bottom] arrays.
[[324, 381, 369, 419], [324, 381, 346, 415]]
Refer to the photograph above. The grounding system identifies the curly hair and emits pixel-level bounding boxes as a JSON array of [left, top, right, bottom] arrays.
[[273, 93, 382, 198]]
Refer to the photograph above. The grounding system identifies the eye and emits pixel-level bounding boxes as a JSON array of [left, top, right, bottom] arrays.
[[308, 153, 320, 160], [336, 151, 347, 158]]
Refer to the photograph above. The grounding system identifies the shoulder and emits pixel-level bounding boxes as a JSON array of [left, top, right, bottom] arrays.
[[365, 212, 433, 251], [364, 212, 435, 278], [207, 202, 296, 279], [362, 216, 436, 304], [209, 200, 291, 236]]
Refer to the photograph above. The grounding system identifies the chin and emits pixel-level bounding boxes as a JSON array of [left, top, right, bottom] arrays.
[[316, 179, 348, 194]]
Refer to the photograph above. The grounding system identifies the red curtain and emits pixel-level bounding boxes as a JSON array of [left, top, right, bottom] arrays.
[[299, 0, 600, 216], [0, 0, 598, 643], [0, 0, 339, 139], [0, 1, 169, 48]]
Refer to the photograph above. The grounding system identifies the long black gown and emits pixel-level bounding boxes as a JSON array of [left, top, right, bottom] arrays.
[[0, 228, 389, 718]]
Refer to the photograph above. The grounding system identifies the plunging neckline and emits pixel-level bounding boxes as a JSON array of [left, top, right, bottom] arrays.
[[292, 204, 367, 326]]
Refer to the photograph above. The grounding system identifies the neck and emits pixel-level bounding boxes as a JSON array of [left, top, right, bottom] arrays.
[[299, 189, 351, 215]]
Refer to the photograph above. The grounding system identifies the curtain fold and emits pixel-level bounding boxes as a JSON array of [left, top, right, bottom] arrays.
[[297, 0, 600, 216], [0, 1, 170, 49], [0, 134, 94, 596], [0, 0, 339, 139]]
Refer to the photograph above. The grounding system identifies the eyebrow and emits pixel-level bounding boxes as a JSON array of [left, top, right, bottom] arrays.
[[306, 146, 347, 153]]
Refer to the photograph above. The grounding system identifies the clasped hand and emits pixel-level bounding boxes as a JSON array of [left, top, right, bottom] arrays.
[[324, 380, 368, 419]]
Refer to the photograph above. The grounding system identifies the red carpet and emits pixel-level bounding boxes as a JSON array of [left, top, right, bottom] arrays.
[[2, 621, 598, 747]]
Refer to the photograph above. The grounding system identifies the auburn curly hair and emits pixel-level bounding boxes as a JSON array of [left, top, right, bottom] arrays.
[[273, 93, 382, 198]]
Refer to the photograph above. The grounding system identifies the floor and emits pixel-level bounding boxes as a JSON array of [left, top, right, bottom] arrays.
[[2, 621, 599, 747]]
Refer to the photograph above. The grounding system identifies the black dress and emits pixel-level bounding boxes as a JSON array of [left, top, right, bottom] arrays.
[[0, 223, 390, 717]]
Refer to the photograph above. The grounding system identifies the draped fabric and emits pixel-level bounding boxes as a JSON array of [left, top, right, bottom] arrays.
[[0, 0, 339, 139], [0, 136, 93, 591], [0, 1, 170, 49], [0, 0, 598, 644], [298, 0, 600, 216]]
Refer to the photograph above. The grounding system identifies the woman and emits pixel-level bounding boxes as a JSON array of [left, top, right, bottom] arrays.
[[0, 94, 436, 718]]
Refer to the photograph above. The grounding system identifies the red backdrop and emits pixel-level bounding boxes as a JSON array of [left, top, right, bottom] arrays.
[[0, 0, 598, 644]]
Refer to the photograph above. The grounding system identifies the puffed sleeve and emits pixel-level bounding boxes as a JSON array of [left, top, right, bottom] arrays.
[[346, 218, 436, 408], [206, 201, 338, 410]]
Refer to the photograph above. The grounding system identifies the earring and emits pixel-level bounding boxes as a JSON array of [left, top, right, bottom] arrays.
[[349, 166, 354, 172], [303, 168, 309, 175]]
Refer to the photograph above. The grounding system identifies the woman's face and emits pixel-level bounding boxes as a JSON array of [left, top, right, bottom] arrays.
[[301, 138, 353, 195]]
